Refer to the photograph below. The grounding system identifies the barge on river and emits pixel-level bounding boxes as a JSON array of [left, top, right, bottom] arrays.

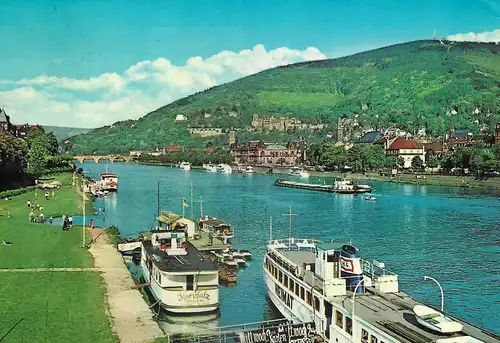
[[274, 178, 371, 194], [264, 237, 500, 343], [139, 212, 219, 314]]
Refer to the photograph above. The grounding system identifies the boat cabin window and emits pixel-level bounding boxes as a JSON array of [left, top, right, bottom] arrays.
[[306, 291, 312, 305], [345, 317, 352, 335], [335, 311, 343, 328], [300, 287, 305, 301], [327, 251, 340, 262], [284, 275, 289, 288], [370, 335, 378, 343], [361, 329, 369, 343], [289, 279, 295, 292], [314, 296, 320, 311], [186, 275, 194, 290], [295, 284, 300, 297], [278, 270, 283, 283]]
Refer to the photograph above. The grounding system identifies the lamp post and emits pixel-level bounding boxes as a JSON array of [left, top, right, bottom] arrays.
[[351, 278, 365, 333], [423, 275, 444, 311]]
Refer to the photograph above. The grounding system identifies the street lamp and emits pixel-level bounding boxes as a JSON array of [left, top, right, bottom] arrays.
[[351, 278, 365, 327], [423, 275, 444, 311]]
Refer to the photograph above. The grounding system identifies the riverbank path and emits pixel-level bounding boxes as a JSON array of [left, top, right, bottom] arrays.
[[88, 229, 164, 343]]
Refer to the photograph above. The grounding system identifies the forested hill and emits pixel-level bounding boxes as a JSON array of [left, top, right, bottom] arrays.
[[67, 40, 500, 154]]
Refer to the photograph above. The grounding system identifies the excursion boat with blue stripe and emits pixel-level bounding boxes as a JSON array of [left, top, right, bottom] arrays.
[[263, 237, 500, 343]]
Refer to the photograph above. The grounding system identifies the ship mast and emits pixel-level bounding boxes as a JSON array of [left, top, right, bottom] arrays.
[[196, 196, 204, 218], [269, 216, 273, 242], [156, 181, 160, 217], [190, 182, 194, 219], [282, 206, 301, 240]]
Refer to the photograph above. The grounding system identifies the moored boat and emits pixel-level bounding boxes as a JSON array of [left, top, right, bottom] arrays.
[[288, 167, 309, 178], [365, 196, 377, 201], [203, 164, 217, 172], [239, 249, 252, 260], [245, 166, 254, 174], [140, 211, 219, 314], [263, 232, 499, 342], [179, 161, 191, 171], [198, 216, 234, 244], [100, 172, 118, 192], [216, 164, 232, 173], [221, 257, 238, 269], [218, 267, 237, 283]]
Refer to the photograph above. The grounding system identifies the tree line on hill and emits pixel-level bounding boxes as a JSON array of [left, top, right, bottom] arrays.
[[0, 128, 73, 190], [138, 149, 231, 166], [307, 142, 500, 176]]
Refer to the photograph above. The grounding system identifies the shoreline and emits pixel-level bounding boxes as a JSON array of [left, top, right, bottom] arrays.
[[135, 160, 500, 190]]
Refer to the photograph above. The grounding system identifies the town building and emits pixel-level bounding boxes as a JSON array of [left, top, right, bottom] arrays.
[[385, 137, 425, 168], [356, 131, 384, 144], [175, 114, 187, 122], [187, 127, 224, 137], [0, 109, 13, 134], [496, 122, 500, 145], [163, 145, 183, 154], [230, 140, 305, 166], [251, 114, 325, 132], [15, 124, 45, 138]]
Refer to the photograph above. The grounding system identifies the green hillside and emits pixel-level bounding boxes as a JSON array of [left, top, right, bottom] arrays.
[[67, 40, 500, 154], [44, 126, 91, 141]]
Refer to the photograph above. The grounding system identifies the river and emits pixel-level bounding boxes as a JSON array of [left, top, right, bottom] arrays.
[[74, 162, 500, 334]]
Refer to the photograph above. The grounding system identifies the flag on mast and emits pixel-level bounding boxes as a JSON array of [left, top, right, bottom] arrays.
[[183, 199, 188, 207]]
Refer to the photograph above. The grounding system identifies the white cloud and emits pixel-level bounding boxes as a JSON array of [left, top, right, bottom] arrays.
[[447, 28, 500, 43], [0, 44, 326, 128]]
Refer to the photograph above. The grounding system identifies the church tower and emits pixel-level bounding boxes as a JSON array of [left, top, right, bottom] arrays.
[[228, 130, 236, 146]]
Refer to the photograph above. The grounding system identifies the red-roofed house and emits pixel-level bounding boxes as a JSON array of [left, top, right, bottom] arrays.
[[385, 137, 425, 168], [163, 145, 183, 154]]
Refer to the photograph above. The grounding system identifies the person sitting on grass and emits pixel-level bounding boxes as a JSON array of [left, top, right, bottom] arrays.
[[2, 240, 13, 246]]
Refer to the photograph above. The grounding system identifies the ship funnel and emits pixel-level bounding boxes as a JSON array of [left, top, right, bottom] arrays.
[[340, 244, 364, 293]]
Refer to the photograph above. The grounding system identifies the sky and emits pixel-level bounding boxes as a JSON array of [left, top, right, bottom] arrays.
[[0, 0, 499, 128]]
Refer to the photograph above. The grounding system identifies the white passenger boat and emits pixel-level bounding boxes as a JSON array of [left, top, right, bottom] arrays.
[[289, 167, 310, 178], [245, 166, 254, 174], [100, 163, 118, 192], [140, 211, 219, 314], [179, 161, 191, 171], [203, 164, 217, 172], [413, 305, 463, 334], [216, 164, 232, 173], [263, 234, 498, 342]]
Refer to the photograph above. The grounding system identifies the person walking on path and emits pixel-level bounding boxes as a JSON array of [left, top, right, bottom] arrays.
[[49, 216, 53, 224], [39, 213, 45, 223], [68, 216, 73, 227], [29, 211, 35, 223], [89, 219, 94, 229]]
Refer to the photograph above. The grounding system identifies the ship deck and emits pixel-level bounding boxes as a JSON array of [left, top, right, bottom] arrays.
[[271, 249, 500, 342], [142, 240, 217, 272], [337, 289, 500, 343]]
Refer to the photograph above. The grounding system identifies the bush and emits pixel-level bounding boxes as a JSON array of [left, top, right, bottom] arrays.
[[105, 226, 121, 247], [0, 186, 36, 199]]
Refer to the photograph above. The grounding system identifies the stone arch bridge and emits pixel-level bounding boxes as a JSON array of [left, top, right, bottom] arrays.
[[74, 155, 134, 163]]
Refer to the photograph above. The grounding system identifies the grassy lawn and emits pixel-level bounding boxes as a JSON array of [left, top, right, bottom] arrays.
[[0, 272, 116, 343], [0, 173, 93, 268]]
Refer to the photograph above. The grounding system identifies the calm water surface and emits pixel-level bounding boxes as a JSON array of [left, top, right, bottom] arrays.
[[75, 162, 500, 334]]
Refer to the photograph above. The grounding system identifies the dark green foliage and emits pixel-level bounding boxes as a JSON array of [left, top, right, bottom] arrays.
[[139, 149, 231, 166], [67, 40, 500, 154], [0, 132, 28, 181], [411, 155, 424, 170], [44, 126, 91, 141]]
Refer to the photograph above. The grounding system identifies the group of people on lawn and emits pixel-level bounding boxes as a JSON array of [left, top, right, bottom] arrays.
[[27, 190, 54, 224]]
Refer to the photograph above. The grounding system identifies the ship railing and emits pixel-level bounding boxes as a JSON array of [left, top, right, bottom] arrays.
[[162, 318, 293, 343], [267, 238, 322, 250], [361, 258, 398, 279]]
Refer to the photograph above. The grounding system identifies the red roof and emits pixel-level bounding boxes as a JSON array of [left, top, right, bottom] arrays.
[[387, 137, 419, 150]]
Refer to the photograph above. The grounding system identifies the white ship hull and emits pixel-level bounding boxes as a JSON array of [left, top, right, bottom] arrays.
[[263, 268, 314, 324], [141, 258, 219, 314]]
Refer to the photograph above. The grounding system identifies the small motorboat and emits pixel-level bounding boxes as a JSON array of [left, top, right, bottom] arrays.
[[233, 256, 247, 267], [239, 249, 252, 260], [179, 162, 191, 171], [365, 196, 377, 201], [289, 167, 310, 178], [218, 267, 237, 283], [413, 305, 463, 334], [221, 258, 238, 268]]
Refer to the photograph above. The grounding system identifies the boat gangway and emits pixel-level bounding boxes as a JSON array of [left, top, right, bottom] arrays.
[[161, 318, 319, 343]]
